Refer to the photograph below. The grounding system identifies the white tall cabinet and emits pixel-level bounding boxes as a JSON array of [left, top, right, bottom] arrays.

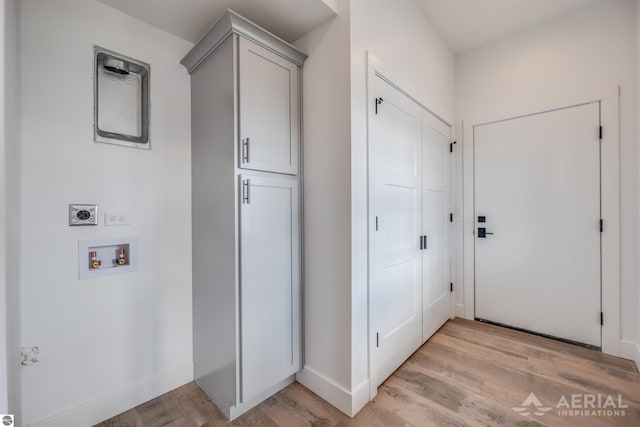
[[181, 11, 306, 420]]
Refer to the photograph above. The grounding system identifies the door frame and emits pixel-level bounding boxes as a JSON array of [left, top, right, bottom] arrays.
[[461, 87, 620, 356], [366, 60, 454, 400]]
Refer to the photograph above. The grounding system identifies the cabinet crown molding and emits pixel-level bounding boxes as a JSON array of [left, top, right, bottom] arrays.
[[181, 9, 308, 74]]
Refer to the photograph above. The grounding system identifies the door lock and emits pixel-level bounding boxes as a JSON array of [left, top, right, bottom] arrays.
[[477, 227, 494, 238]]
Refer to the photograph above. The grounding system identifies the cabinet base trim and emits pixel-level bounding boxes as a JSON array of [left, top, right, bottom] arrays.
[[228, 375, 295, 421], [296, 367, 370, 417]]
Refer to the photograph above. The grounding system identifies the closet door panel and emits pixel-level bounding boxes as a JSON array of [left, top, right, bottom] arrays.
[[369, 73, 423, 388], [422, 115, 452, 342]]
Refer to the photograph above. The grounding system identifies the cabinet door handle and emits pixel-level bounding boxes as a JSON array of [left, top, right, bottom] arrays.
[[243, 179, 250, 204], [242, 138, 250, 163]]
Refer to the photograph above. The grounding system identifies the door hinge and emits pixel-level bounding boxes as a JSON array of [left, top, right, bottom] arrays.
[[419, 235, 427, 250], [450, 213, 453, 223], [600, 312, 604, 326], [600, 219, 603, 233], [599, 126, 603, 140], [450, 283, 453, 292], [375, 97, 384, 114], [450, 141, 457, 153], [376, 332, 379, 347], [375, 216, 379, 231]]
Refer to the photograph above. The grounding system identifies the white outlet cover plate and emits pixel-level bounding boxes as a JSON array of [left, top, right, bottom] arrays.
[[105, 212, 131, 226]]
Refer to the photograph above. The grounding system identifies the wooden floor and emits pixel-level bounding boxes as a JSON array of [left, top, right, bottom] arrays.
[[97, 318, 640, 426]]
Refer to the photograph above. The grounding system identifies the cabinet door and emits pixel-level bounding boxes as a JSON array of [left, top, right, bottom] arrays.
[[238, 37, 299, 175], [239, 175, 300, 403]]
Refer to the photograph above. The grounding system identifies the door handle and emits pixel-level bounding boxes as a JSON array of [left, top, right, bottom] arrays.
[[242, 179, 250, 204], [477, 228, 494, 238], [242, 138, 250, 163]]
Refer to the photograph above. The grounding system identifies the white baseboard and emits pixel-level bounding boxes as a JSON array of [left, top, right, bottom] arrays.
[[296, 366, 369, 417], [31, 361, 193, 427], [619, 340, 640, 372], [455, 303, 465, 318], [350, 379, 370, 416]]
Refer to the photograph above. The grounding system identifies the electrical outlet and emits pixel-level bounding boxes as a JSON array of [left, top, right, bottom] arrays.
[[69, 204, 98, 226], [105, 212, 131, 226]]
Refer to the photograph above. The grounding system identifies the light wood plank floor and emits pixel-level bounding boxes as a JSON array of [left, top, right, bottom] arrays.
[[97, 318, 640, 426]]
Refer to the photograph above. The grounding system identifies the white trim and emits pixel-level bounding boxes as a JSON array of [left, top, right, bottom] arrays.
[[367, 55, 451, 128], [31, 361, 193, 427], [461, 87, 621, 356], [599, 88, 620, 356], [296, 367, 369, 417], [620, 340, 640, 372], [350, 379, 370, 416]]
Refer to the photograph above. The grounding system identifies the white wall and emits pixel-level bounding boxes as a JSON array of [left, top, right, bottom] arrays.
[[294, 0, 455, 416], [456, 0, 637, 351], [292, 0, 353, 414], [20, 1, 193, 425], [4, 0, 22, 420]]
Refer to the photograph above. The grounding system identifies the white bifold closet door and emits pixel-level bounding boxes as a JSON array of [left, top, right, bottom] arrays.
[[369, 72, 451, 389], [474, 102, 601, 348]]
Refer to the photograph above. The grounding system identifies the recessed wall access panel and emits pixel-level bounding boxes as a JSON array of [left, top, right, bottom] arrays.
[[94, 46, 150, 149], [69, 204, 98, 226], [78, 237, 138, 279]]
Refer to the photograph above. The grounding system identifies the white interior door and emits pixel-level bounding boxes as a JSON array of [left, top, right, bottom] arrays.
[[369, 74, 423, 388], [422, 113, 451, 342], [474, 103, 601, 347], [239, 175, 300, 402]]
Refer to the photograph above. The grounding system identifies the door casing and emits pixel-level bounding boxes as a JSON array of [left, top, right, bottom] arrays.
[[473, 102, 602, 348]]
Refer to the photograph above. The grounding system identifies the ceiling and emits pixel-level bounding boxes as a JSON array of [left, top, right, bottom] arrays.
[[416, 0, 604, 53], [99, 0, 605, 53], [97, 0, 338, 44]]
